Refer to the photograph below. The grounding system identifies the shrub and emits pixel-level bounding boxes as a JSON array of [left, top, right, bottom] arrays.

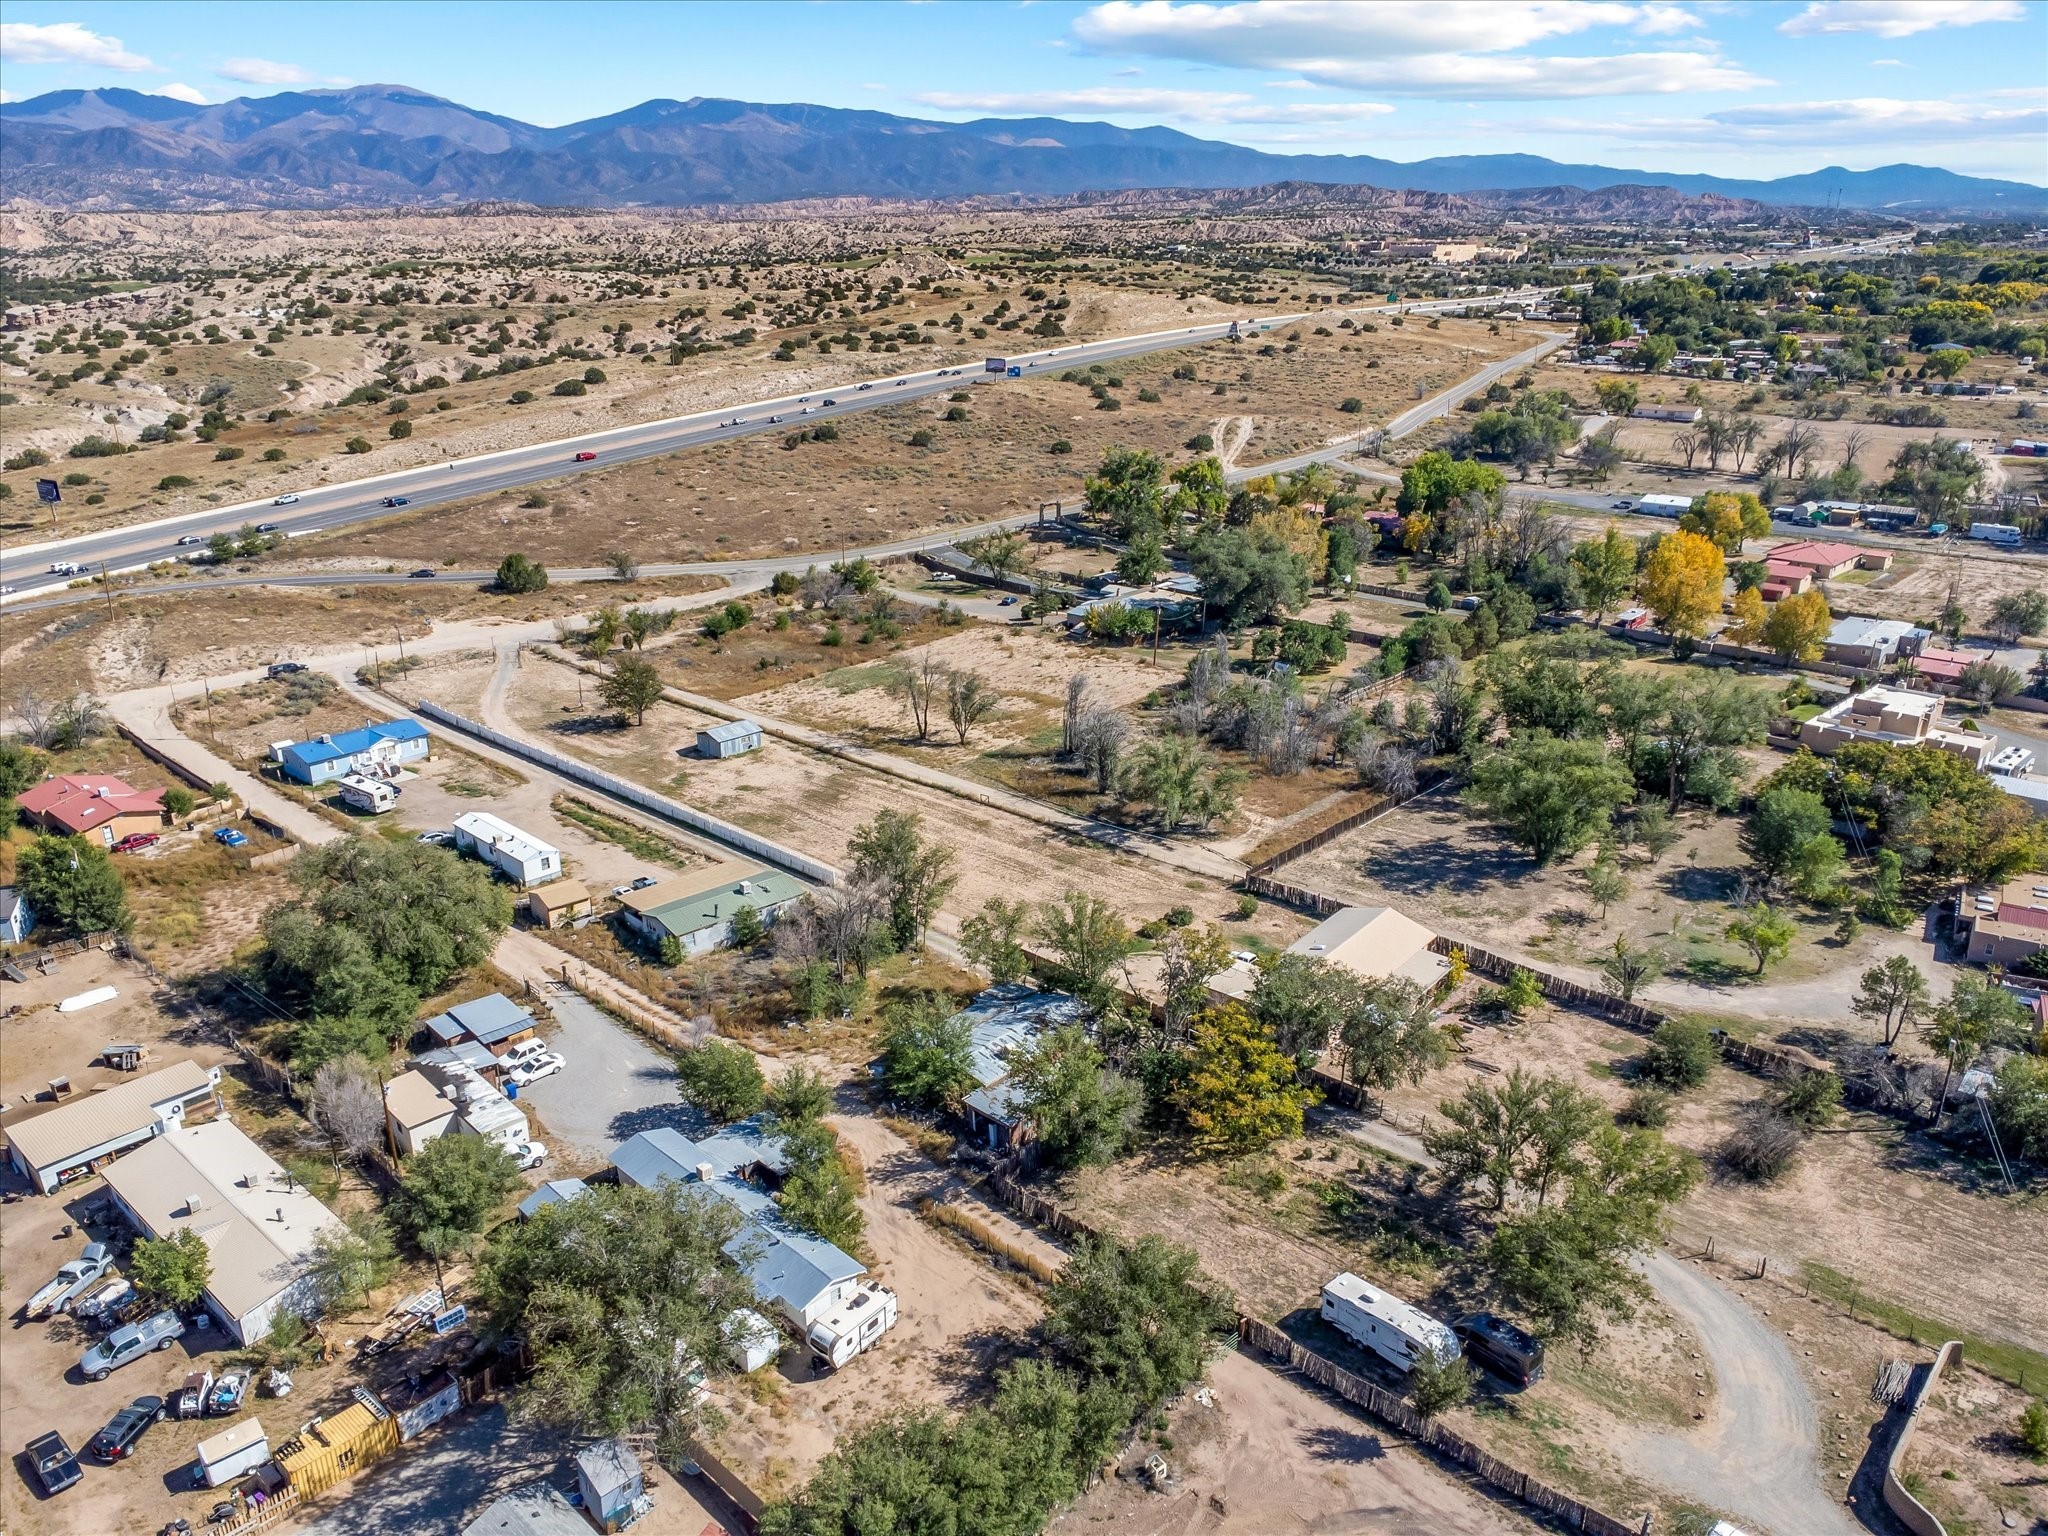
[[157, 475, 196, 491], [1640, 1018, 1716, 1090], [908, 428, 935, 448], [262, 447, 287, 461], [552, 379, 587, 397], [509, 389, 535, 404], [344, 437, 372, 454], [1050, 439, 1073, 455], [2021, 1400, 2048, 1462], [1618, 1087, 1671, 1129], [214, 445, 244, 461], [67, 435, 129, 458], [389, 418, 413, 439], [1339, 397, 1364, 414], [3, 447, 50, 470], [1775, 1069, 1842, 1128], [1165, 905, 1195, 928], [1185, 433, 1214, 452], [674, 1039, 765, 1123], [1721, 1103, 1801, 1181], [1232, 893, 1259, 920]]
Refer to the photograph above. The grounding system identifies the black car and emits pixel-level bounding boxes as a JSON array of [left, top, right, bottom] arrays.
[[26, 1430, 81, 1495], [381, 496, 410, 507], [1452, 1313, 1545, 1387], [409, 568, 437, 579], [88, 1396, 166, 1462], [254, 521, 281, 533], [267, 661, 306, 678]]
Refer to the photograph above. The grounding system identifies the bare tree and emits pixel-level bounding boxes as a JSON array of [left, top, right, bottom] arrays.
[[1840, 426, 1871, 471], [1729, 417, 1764, 475], [307, 1056, 386, 1164], [781, 880, 889, 980], [1775, 423, 1821, 483], [14, 686, 57, 749], [1061, 673, 1091, 756], [603, 549, 640, 581], [1073, 704, 1130, 792], [1700, 414, 1733, 471], [1267, 694, 1312, 776], [894, 654, 947, 741], [1671, 429, 1702, 471], [945, 670, 1000, 745]]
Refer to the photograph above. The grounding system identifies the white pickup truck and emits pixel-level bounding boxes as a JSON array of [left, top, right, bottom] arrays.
[[25, 1243, 113, 1320]]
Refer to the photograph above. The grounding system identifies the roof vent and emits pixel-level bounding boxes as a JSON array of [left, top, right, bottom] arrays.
[[185, 1194, 205, 1213], [694, 1162, 715, 1183]]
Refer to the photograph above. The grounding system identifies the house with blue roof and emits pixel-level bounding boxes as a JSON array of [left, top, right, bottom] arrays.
[[422, 992, 540, 1051], [951, 983, 1086, 1150], [272, 717, 430, 785], [612, 1122, 867, 1329]]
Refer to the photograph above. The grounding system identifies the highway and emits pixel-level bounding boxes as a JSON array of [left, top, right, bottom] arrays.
[[0, 232, 1909, 605]]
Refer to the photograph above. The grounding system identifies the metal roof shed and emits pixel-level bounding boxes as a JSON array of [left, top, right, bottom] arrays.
[[697, 719, 764, 758], [575, 1439, 644, 1532]]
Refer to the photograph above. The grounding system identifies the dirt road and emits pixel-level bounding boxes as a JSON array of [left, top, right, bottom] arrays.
[[1338, 1118, 1850, 1536]]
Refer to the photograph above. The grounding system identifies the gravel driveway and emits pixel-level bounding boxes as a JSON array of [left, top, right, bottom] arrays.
[[512, 986, 703, 1162]]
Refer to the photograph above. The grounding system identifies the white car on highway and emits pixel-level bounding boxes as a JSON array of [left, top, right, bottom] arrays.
[[272, 492, 300, 505]]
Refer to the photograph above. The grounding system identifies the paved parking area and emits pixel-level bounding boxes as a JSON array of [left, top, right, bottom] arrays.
[[512, 989, 701, 1164]]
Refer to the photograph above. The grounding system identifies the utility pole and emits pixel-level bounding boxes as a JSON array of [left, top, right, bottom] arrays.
[[99, 562, 115, 620]]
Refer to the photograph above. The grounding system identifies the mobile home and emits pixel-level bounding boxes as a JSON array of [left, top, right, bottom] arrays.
[[452, 811, 560, 887], [1636, 494, 1692, 519], [1320, 1272, 1459, 1374]]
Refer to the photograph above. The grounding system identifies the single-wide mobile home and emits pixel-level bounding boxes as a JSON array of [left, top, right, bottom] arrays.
[[1636, 494, 1692, 518], [452, 811, 560, 887], [1320, 1272, 1459, 1374]]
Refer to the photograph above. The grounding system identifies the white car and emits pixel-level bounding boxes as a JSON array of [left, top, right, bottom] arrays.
[[272, 492, 300, 505], [508, 1139, 549, 1170], [500, 1037, 553, 1068], [507, 1053, 565, 1087]]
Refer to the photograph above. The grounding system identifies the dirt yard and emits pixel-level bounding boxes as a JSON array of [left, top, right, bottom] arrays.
[[1058, 1347, 1536, 1536]]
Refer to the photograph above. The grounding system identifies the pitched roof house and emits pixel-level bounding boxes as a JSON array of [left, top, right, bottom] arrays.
[[17, 774, 166, 844]]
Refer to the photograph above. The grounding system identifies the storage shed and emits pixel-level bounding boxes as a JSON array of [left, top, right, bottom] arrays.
[[194, 1417, 270, 1489], [697, 719, 764, 758], [725, 1307, 782, 1373], [575, 1438, 644, 1533]]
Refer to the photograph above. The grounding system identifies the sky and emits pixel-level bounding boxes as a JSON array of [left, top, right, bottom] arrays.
[[2, 0, 2044, 184]]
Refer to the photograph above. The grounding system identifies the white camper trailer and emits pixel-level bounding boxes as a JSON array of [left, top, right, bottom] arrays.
[[1320, 1272, 1459, 1374], [806, 1281, 898, 1370]]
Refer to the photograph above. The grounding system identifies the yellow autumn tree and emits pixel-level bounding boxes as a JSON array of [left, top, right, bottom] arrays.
[[1639, 529, 1726, 642], [1725, 586, 1768, 647], [1250, 502, 1329, 582], [1177, 1003, 1317, 1153], [1760, 588, 1833, 661], [1680, 491, 1771, 554]]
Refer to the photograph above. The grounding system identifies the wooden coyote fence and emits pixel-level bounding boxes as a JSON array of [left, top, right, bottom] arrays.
[[983, 1162, 1645, 1536], [1237, 1318, 1644, 1536], [1247, 772, 1451, 877], [1433, 937, 1670, 1035]]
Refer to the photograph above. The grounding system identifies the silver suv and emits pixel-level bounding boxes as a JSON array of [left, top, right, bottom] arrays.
[[80, 1310, 185, 1382]]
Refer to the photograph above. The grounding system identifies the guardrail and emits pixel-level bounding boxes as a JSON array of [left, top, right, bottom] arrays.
[[409, 700, 839, 887]]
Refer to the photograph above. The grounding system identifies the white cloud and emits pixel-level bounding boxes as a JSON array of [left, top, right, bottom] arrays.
[[1778, 2, 2024, 39], [158, 82, 208, 105], [1512, 92, 2048, 151], [0, 21, 153, 71], [1069, 1, 1765, 99], [0, 89, 16, 104], [916, 86, 1393, 125], [1870, 57, 1906, 66], [216, 56, 319, 86]]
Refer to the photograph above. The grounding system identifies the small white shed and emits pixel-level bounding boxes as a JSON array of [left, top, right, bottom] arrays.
[[195, 1417, 270, 1488], [725, 1307, 782, 1373], [697, 719, 764, 758]]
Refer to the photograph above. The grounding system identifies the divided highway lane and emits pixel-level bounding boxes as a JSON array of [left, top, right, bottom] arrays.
[[0, 232, 1907, 603]]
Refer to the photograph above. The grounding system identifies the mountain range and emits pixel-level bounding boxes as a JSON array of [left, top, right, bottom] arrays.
[[3, 85, 2040, 217]]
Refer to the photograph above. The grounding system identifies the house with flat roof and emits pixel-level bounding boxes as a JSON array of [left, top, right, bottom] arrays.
[[1906, 643, 1994, 687], [612, 1122, 866, 1328], [452, 811, 560, 888], [1823, 616, 1930, 670], [101, 1119, 342, 1343], [273, 718, 429, 785], [421, 992, 538, 1052], [1212, 904, 1449, 1006], [17, 774, 166, 847], [616, 864, 807, 956], [1956, 877, 2048, 968], [945, 984, 1089, 1150], [6, 1060, 222, 1194], [1796, 686, 1996, 769]]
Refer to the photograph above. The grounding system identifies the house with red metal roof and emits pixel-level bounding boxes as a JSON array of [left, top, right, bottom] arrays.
[[1765, 540, 1893, 580], [16, 774, 166, 847]]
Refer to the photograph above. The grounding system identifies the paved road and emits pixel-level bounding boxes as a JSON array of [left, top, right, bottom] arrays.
[[1, 234, 1905, 601], [1335, 1115, 1850, 1536]]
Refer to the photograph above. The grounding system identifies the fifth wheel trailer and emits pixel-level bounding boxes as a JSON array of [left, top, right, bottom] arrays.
[[1320, 1272, 1459, 1373]]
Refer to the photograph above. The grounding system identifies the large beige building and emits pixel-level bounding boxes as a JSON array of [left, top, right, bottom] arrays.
[[1957, 878, 2048, 969], [1796, 687, 1996, 769], [1212, 904, 1449, 1002]]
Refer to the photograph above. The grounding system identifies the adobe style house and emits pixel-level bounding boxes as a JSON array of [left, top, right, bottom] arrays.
[[1797, 686, 1997, 770], [1956, 878, 2048, 969]]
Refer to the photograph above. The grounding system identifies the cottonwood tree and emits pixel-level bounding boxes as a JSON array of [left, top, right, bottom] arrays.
[[894, 654, 948, 741], [1006, 1026, 1141, 1168], [675, 1039, 767, 1123], [959, 529, 1028, 586], [599, 655, 664, 725], [875, 993, 976, 1109], [1724, 902, 1796, 975], [849, 809, 956, 950], [1177, 1003, 1317, 1153], [1035, 888, 1136, 1007], [959, 896, 1032, 985], [945, 670, 1000, 744], [1850, 955, 1930, 1047], [132, 1230, 212, 1308]]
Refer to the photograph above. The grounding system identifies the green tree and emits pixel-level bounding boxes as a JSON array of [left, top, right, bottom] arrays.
[[1742, 784, 1835, 894], [1776, 1068, 1843, 1129], [876, 993, 976, 1109], [958, 529, 1029, 586], [306, 1210, 399, 1312], [767, 1062, 834, 1127], [1599, 935, 1659, 1001], [1724, 902, 1796, 975], [599, 654, 665, 725], [1084, 446, 1167, 538], [1988, 590, 2048, 643], [1397, 450, 1505, 516], [1044, 1234, 1236, 1408], [675, 1038, 767, 1123], [1035, 887, 1136, 1006], [1425, 1067, 1545, 1209], [1990, 1056, 2048, 1164], [0, 741, 46, 816], [1639, 1017, 1716, 1090], [959, 897, 1031, 985], [1189, 524, 1310, 627], [1114, 530, 1166, 586], [393, 1133, 521, 1242], [1006, 1025, 1141, 1169], [1584, 853, 1629, 919], [1177, 1003, 1317, 1153], [729, 903, 765, 949], [495, 553, 549, 594], [776, 1120, 865, 1250], [130, 1229, 211, 1307], [1119, 732, 1243, 831], [481, 1180, 757, 1466], [13, 835, 130, 934], [1569, 527, 1637, 622], [1920, 976, 2030, 1124], [1408, 1350, 1475, 1420], [2019, 1400, 2048, 1463], [1166, 455, 1230, 526], [849, 809, 957, 950], [1247, 952, 1349, 1066], [1467, 733, 1635, 864]]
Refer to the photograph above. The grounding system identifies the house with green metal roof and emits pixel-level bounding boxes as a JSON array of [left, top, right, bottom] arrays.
[[616, 864, 808, 956]]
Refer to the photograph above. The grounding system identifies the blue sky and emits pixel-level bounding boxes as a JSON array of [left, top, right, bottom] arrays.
[[3, 1, 2044, 183]]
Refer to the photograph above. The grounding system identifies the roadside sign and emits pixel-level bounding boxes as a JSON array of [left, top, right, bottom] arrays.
[[1387, 293, 1399, 303], [36, 478, 60, 504]]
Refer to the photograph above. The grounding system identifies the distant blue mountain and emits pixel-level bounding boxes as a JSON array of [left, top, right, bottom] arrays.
[[2, 85, 2038, 216]]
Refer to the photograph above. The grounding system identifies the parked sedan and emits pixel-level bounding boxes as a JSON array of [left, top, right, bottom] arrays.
[[506, 1052, 565, 1087], [25, 1431, 81, 1496], [88, 1396, 166, 1462]]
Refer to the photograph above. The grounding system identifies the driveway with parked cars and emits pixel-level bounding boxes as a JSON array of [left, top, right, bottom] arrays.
[[508, 989, 700, 1162]]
